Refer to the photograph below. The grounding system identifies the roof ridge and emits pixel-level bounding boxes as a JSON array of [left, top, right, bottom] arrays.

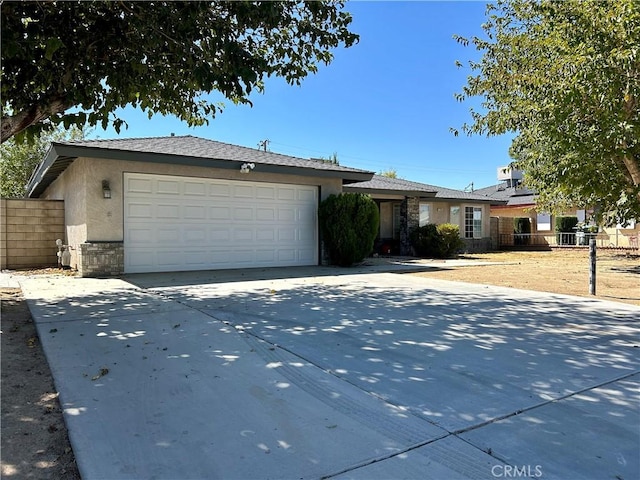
[[61, 134, 196, 144]]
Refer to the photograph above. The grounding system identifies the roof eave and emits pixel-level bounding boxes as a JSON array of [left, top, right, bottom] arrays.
[[27, 143, 374, 197], [344, 185, 437, 198]]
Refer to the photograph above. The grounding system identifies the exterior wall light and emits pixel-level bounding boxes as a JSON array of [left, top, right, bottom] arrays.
[[240, 163, 255, 174], [102, 180, 111, 199]]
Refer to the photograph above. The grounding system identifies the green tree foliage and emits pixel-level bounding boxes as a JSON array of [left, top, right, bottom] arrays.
[[318, 193, 379, 266], [1, 1, 358, 143], [410, 223, 464, 258], [378, 168, 398, 178], [555, 216, 579, 233], [0, 126, 85, 197], [454, 0, 640, 225], [318, 152, 340, 165]]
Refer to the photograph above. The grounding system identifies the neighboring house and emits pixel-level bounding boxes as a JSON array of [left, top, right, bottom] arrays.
[[476, 167, 639, 248], [26, 136, 373, 276], [344, 175, 505, 254]]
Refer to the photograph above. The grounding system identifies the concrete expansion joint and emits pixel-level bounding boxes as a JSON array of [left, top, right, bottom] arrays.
[[451, 368, 640, 439]]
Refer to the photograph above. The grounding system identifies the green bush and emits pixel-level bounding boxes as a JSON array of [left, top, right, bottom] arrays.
[[555, 216, 578, 232], [318, 193, 379, 266], [555, 216, 579, 245], [410, 224, 440, 257], [437, 223, 465, 257], [513, 217, 531, 234], [513, 217, 531, 245], [410, 223, 464, 258]]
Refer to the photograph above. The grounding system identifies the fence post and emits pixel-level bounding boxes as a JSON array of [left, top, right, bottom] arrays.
[[589, 239, 596, 295]]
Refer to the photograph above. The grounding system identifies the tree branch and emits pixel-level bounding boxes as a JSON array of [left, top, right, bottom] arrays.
[[1, 95, 69, 143]]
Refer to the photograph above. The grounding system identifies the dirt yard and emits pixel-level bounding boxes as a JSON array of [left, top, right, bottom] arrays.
[[410, 249, 640, 306], [1, 287, 81, 480], [1, 249, 638, 478]]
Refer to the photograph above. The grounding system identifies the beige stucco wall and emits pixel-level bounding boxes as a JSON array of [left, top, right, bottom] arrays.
[[40, 156, 344, 256], [419, 200, 492, 238]]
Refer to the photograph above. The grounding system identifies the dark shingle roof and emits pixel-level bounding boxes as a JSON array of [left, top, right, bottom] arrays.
[[474, 184, 537, 206], [56, 135, 370, 173], [346, 175, 504, 203], [27, 135, 373, 197]]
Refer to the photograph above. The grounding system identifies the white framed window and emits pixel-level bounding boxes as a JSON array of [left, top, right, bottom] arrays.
[[464, 206, 482, 238], [419, 203, 431, 227]]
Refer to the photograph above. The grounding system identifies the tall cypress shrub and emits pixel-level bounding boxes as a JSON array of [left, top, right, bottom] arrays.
[[555, 216, 578, 245], [318, 193, 379, 266]]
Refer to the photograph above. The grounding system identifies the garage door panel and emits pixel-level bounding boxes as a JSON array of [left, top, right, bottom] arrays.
[[184, 228, 207, 243], [157, 228, 180, 243], [154, 204, 179, 219], [127, 178, 153, 193], [234, 185, 253, 198], [184, 205, 206, 220], [157, 180, 180, 195], [124, 173, 318, 273], [256, 208, 275, 221], [278, 208, 295, 222], [210, 229, 231, 241], [234, 229, 254, 242], [128, 228, 154, 244], [184, 181, 206, 196], [256, 229, 275, 242], [234, 207, 254, 221], [210, 184, 231, 197], [128, 203, 153, 218], [210, 206, 231, 220], [256, 186, 276, 199]]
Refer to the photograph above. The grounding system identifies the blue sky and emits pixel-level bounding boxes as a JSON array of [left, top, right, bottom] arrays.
[[94, 1, 514, 190]]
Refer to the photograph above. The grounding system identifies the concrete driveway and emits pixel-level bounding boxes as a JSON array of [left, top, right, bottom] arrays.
[[16, 265, 640, 479]]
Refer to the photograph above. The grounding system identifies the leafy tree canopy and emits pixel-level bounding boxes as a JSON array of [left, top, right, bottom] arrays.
[[454, 0, 640, 225], [378, 168, 398, 178], [0, 126, 86, 197], [1, 1, 358, 143]]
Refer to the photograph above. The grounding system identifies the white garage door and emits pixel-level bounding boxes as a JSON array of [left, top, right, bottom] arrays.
[[124, 173, 318, 273]]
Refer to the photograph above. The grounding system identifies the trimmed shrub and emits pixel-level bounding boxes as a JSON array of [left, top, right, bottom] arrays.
[[513, 217, 531, 245], [318, 193, 379, 267], [437, 223, 465, 257], [410, 224, 440, 257], [555, 216, 579, 233], [410, 223, 464, 258], [555, 216, 578, 245]]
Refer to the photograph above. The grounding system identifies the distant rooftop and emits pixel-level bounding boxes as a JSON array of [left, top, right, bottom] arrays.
[[346, 175, 504, 203], [474, 183, 537, 206]]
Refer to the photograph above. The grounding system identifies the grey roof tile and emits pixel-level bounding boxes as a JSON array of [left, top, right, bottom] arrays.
[[60, 135, 370, 174], [347, 175, 503, 202], [475, 183, 537, 206]]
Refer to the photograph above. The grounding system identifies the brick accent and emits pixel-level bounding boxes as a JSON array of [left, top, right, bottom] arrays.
[[1, 198, 65, 269], [77, 242, 124, 277]]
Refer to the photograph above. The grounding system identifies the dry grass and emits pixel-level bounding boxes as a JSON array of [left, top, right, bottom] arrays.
[[410, 249, 640, 306]]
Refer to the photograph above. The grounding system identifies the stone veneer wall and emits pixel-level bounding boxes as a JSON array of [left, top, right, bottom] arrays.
[[399, 197, 420, 255], [1, 199, 65, 269], [77, 242, 124, 277]]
